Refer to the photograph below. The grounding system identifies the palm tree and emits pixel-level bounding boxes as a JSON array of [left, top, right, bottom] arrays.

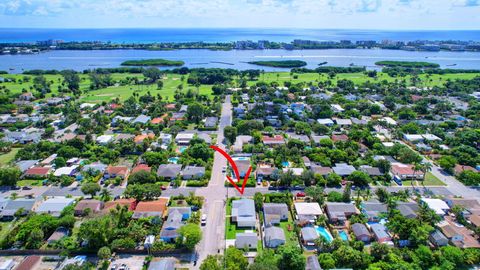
[[363, 189, 371, 201], [99, 188, 112, 202], [420, 162, 433, 185]]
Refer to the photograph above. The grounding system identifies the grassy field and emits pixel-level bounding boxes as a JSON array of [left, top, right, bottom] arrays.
[[16, 179, 44, 186], [1, 71, 480, 104], [0, 148, 20, 167], [279, 212, 299, 246], [402, 172, 446, 186]]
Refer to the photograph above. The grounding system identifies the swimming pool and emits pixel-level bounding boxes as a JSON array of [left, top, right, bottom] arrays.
[[315, 226, 333, 242], [178, 146, 187, 153], [339, 230, 348, 241], [233, 157, 249, 161], [168, 157, 179, 164], [282, 161, 290, 167]]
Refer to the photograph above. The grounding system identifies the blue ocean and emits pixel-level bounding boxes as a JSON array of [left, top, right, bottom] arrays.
[[1, 28, 480, 43]]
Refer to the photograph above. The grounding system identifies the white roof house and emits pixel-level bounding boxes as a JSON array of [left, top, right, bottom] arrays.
[[331, 104, 344, 112], [381, 117, 397, 126], [53, 165, 79, 177], [317, 118, 334, 126], [421, 198, 450, 215], [403, 134, 424, 142], [282, 167, 304, 176], [175, 132, 194, 145], [96, 135, 114, 145], [422, 134, 442, 141], [35, 197, 75, 217], [294, 202, 323, 216], [334, 118, 352, 126]]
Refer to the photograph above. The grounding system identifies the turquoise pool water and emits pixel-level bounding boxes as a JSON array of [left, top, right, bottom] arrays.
[[168, 157, 179, 164], [178, 146, 187, 153], [315, 226, 333, 242], [282, 161, 290, 167], [233, 157, 249, 161], [339, 230, 348, 241]]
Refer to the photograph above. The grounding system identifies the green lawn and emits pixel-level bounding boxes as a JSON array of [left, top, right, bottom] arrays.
[[402, 172, 446, 187], [17, 179, 44, 186], [251, 71, 480, 88], [0, 148, 20, 166], [422, 172, 446, 186], [3, 71, 479, 104], [279, 212, 299, 246]]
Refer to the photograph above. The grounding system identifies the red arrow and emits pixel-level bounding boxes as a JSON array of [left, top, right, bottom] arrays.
[[210, 145, 252, 195]]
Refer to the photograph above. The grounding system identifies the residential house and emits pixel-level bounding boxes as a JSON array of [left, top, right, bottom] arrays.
[[361, 202, 388, 222], [263, 203, 289, 225], [160, 210, 183, 242], [232, 199, 256, 228], [301, 227, 318, 246], [396, 202, 419, 218], [370, 223, 392, 244], [310, 165, 332, 176], [24, 167, 51, 178], [167, 207, 191, 220], [47, 227, 69, 244], [232, 157, 251, 178], [53, 165, 79, 177], [170, 112, 185, 122], [232, 135, 252, 153], [82, 162, 107, 174], [74, 199, 104, 216], [15, 256, 41, 270], [131, 164, 152, 174], [331, 134, 349, 142], [40, 154, 57, 166], [235, 232, 257, 250], [181, 166, 205, 180], [133, 198, 168, 219], [421, 198, 450, 216], [175, 132, 194, 145], [438, 221, 464, 242], [256, 166, 277, 181], [96, 135, 114, 145], [445, 198, 480, 216], [262, 135, 285, 146], [351, 223, 371, 243], [325, 203, 359, 224], [103, 198, 136, 213], [429, 230, 449, 247], [360, 166, 384, 177], [15, 160, 39, 173], [148, 259, 176, 270], [204, 117, 218, 128], [391, 163, 424, 180], [35, 197, 75, 217], [105, 166, 129, 179], [294, 202, 323, 223], [317, 118, 334, 126], [132, 114, 151, 124], [332, 163, 356, 177], [0, 199, 36, 220], [334, 118, 352, 127], [264, 226, 285, 248], [306, 255, 322, 270], [157, 164, 182, 179]]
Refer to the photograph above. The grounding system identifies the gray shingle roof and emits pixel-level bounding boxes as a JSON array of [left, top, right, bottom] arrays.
[[301, 227, 318, 241], [351, 223, 370, 238], [157, 164, 182, 178], [264, 226, 285, 241]]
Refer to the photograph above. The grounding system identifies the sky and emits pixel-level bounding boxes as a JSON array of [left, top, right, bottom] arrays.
[[0, 0, 479, 29]]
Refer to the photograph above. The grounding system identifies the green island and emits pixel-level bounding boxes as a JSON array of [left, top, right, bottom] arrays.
[[248, 60, 307, 68], [121, 58, 185, 66], [375, 60, 440, 68]]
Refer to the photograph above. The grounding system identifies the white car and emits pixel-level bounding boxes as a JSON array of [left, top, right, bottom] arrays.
[[201, 214, 207, 225]]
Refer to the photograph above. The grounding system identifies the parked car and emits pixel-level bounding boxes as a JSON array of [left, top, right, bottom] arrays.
[[201, 214, 207, 226], [296, 192, 306, 197]]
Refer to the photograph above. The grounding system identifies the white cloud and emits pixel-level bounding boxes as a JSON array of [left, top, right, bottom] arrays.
[[0, 0, 479, 29]]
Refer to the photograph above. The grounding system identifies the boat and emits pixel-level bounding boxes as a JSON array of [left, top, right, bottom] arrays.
[[446, 64, 457, 66], [318, 61, 328, 66]]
